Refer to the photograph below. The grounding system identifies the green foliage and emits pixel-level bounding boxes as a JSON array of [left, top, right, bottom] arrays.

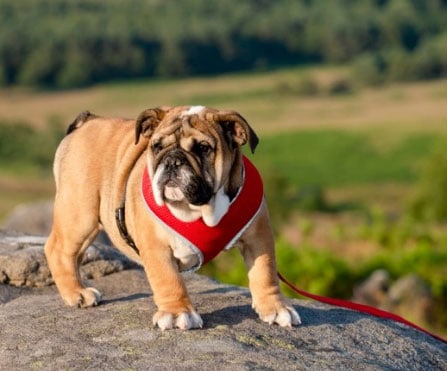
[[353, 32, 447, 85], [0, 120, 64, 173], [409, 136, 447, 222], [1, 0, 447, 88], [360, 237, 447, 298], [275, 239, 355, 298], [253, 130, 434, 188]]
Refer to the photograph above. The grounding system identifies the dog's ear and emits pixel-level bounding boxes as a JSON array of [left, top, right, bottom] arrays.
[[135, 107, 169, 144], [212, 111, 259, 153]]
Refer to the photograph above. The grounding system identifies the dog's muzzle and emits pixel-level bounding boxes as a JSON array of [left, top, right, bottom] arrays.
[[153, 150, 213, 206]]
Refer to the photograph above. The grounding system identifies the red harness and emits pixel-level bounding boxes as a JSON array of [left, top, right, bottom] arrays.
[[141, 156, 264, 271]]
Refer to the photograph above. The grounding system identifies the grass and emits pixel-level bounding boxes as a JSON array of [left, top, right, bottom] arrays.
[[0, 67, 445, 221], [1, 66, 447, 135], [251, 130, 435, 188], [1, 65, 445, 218]]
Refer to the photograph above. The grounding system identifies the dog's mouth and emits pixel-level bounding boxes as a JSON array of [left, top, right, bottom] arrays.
[[163, 180, 185, 202]]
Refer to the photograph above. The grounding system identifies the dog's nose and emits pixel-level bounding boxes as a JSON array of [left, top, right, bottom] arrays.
[[164, 151, 186, 170]]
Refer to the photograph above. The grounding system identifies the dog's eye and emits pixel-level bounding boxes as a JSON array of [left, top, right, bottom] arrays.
[[194, 142, 212, 156], [152, 141, 163, 154]]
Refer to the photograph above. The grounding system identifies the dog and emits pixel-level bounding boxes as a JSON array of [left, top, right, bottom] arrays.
[[44, 105, 301, 330]]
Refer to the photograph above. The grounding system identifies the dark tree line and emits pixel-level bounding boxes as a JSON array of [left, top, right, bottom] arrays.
[[1, 0, 446, 88]]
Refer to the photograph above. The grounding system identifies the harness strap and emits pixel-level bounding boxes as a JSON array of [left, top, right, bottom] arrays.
[[278, 271, 447, 344], [115, 188, 139, 255]]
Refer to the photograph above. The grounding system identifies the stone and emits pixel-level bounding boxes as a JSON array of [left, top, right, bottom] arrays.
[[353, 269, 435, 328], [0, 231, 446, 370], [0, 230, 139, 287], [1, 200, 111, 244], [1, 200, 54, 236]]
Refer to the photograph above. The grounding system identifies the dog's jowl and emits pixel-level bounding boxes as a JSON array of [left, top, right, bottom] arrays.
[[44, 106, 301, 330]]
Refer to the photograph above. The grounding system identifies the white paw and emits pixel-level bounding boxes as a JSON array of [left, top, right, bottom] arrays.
[[258, 305, 301, 328], [63, 287, 102, 308], [153, 310, 203, 331]]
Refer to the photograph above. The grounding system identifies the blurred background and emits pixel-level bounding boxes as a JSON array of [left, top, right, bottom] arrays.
[[0, 0, 446, 335]]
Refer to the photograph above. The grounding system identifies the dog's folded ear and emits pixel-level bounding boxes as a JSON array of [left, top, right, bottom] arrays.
[[212, 111, 259, 153], [135, 107, 170, 144]]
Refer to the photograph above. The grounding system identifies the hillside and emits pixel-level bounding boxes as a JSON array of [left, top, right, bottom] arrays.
[[1, 0, 447, 88], [1, 68, 447, 133]]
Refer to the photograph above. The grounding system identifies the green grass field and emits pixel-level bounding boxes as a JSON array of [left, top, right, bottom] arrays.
[[2, 66, 446, 217], [252, 130, 434, 186]]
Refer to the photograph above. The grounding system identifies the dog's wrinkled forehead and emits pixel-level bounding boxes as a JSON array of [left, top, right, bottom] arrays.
[[135, 105, 258, 153], [150, 106, 217, 147]]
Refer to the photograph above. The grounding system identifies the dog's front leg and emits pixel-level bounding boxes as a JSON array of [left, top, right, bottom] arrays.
[[239, 203, 301, 327], [139, 243, 203, 330]]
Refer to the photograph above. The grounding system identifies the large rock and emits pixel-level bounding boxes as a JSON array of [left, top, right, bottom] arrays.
[[1, 200, 54, 236], [1, 200, 111, 244], [0, 230, 138, 287], [0, 231, 446, 370], [353, 269, 435, 326]]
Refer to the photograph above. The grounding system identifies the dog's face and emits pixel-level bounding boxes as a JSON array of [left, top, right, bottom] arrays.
[[135, 105, 258, 226]]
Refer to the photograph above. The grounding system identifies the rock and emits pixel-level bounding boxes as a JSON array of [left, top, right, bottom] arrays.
[[1, 200, 111, 244], [353, 269, 435, 327], [387, 274, 434, 326], [352, 269, 390, 307], [0, 231, 446, 370], [1, 200, 54, 236], [0, 230, 139, 287]]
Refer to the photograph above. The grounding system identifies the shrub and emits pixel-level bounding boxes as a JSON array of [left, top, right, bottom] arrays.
[[0, 120, 64, 172], [411, 32, 447, 80], [326, 77, 354, 95], [295, 75, 320, 96], [352, 53, 386, 86], [409, 136, 447, 222]]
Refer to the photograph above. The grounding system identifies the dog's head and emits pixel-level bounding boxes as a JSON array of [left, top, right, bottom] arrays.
[[135, 105, 258, 226]]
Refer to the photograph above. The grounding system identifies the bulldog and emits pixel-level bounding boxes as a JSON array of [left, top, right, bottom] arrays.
[[44, 105, 301, 330]]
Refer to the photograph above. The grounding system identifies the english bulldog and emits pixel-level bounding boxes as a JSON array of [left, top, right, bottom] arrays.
[[44, 105, 301, 330]]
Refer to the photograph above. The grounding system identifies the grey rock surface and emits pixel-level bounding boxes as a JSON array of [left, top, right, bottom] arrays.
[[1, 200, 111, 244], [1, 200, 54, 236], [0, 231, 446, 370], [0, 230, 139, 288]]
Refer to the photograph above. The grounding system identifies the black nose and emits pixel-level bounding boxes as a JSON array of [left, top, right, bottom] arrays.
[[164, 150, 186, 170]]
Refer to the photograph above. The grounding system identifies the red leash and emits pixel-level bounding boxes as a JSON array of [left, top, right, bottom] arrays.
[[278, 271, 447, 344]]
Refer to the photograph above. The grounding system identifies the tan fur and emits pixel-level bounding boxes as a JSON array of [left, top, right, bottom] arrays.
[[44, 106, 300, 330]]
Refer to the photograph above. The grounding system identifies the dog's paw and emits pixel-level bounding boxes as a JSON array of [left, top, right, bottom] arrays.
[[254, 302, 301, 328], [62, 287, 102, 308], [153, 310, 203, 331]]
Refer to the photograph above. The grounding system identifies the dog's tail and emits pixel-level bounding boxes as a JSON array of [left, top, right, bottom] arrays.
[[66, 111, 97, 135]]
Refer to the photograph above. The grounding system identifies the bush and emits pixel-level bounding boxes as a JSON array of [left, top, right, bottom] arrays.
[[411, 32, 447, 80], [352, 53, 386, 86], [275, 238, 355, 298], [0, 120, 64, 172], [294, 75, 320, 96], [409, 136, 447, 222]]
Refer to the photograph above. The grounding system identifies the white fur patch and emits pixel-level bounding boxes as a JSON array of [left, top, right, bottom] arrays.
[[201, 187, 230, 227], [152, 164, 166, 206], [167, 204, 202, 222], [182, 105, 205, 116], [171, 235, 201, 271]]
